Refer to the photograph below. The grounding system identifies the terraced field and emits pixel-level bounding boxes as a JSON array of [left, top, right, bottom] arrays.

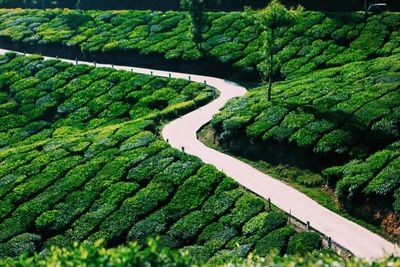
[[0, 52, 322, 261], [0, 9, 399, 79]]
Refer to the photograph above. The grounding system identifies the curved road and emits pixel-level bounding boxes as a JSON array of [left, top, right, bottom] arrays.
[[0, 48, 397, 259]]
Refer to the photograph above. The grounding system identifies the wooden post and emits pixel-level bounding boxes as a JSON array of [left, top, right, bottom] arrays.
[[150, 71, 153, 75], [204, 80, 207, 85], [181, 146, 185, 152], [93, 61, 96, 67], [188, 76, 191, 81], [328, 237, 332, 248], [169, 73, 171, 78], [268, 198, 272, 211], [75, 58, 78, 64], [307, 221, 310, 231]]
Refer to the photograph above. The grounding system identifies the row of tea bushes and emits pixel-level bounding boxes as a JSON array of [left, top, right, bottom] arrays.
[[0, 52, 215, 148], [324, 141, 400, 215], [0, 120, 320, 260], [212, 54, 400, 159], [211, 53, 400, 219], [0, 9, 399, 79]]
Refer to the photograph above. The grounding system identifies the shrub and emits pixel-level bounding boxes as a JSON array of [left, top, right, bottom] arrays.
[[127, 209, 168, 245], [197, 222, 236, 246], [287, 232, 322, 255], [243, 212, 287, 237], [202, 189, 242, 217], [219, 193, 265, 228], [168, 210, 214, 244], [314, 129, 352, 154], [0, 233, 41, 257], [253, 227, 295, 256]]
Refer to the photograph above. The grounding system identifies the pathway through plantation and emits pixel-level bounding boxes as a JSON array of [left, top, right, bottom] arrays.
[[0, 48, 397, 259]]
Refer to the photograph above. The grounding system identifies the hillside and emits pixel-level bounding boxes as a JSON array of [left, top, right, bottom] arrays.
[[0, 5, 399, 265], [210, 52, 400, 238], [0, 9, 399, 80], [0, 52, 323, 261]]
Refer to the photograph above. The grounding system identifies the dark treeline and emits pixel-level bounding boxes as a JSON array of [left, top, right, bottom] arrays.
[[0, 0, 399, 11]]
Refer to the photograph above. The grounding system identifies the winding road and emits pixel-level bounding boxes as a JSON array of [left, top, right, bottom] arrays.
[[0, 48, 398, 259]]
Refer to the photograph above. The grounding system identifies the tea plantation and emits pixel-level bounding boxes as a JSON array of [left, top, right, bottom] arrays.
[[0, 9, 399, 79], [0, 53, 322, 261], [0, 4, 399, 264]]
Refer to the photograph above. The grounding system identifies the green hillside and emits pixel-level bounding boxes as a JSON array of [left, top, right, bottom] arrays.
[[0, 5, 399, 265], [0, 53, 322, 260], [0, 9, 399, 80], [211, 50, 400, 238]]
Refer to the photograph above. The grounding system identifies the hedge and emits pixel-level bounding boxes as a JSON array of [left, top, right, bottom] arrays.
[[286, 232, 322, 255], [253, 226, 296, 256]]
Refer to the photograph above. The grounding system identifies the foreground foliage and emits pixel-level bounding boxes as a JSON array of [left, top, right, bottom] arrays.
[[0, 239, 399, 266]]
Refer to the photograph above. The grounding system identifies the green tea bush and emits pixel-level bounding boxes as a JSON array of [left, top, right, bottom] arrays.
[[220, 193, 265, 228], [286, 232, 322, 255], [253, 227, 296, 256]]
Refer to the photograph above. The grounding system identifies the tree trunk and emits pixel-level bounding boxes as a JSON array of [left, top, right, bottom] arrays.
[[267, 29, 275, 102]]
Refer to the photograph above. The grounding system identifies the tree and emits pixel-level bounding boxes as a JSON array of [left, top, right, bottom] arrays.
[[181, 0, 206, 51], [255, 0, 295, 101]]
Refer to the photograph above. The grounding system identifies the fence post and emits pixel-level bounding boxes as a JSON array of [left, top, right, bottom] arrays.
[[204, 80, 207, 85], [181, 146, 185, 152], [112, 64, 114, 69], [328, 237, 332, 248], [169, 73, 171, 78], [307, 221, 310, 231], [75, 58, 78, 65], [188, 76, 191, 81], [93, 61, 96, 67], [268, 198, 272, 211]]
